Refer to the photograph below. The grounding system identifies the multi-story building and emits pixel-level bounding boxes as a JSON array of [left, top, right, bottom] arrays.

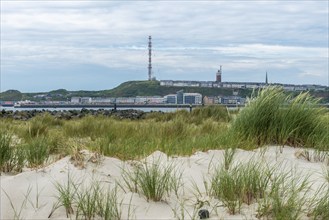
[[177, 90, 184, 104], [183, 93, 202, 104], [164, 94, 177, 104]]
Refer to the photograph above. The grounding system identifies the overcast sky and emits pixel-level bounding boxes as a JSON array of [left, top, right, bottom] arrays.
[[1, 0, 328, 92]]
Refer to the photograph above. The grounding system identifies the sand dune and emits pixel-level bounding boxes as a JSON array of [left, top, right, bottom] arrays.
[[1, 146, 327, 220]]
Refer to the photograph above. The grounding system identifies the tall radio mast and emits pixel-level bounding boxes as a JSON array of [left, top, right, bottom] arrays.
[[148, 36, 152, 81]]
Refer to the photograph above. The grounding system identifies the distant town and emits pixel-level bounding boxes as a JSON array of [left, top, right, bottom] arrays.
[[2, 67, 328, 108], [1, 36, 328, 108]]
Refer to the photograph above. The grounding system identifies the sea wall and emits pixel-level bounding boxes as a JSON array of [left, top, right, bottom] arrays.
[[0, 109, 146, 120]]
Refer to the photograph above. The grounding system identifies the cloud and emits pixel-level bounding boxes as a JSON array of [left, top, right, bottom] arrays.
[[1, 1, 328, 92]]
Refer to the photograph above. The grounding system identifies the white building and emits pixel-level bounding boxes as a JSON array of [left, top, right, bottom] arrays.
[[71, 97, 81, 103], [80, 97, 92, 103], [115, 97, 136, 104]]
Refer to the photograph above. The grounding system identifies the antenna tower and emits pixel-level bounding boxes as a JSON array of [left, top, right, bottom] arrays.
[[148, 36, 152, 81]]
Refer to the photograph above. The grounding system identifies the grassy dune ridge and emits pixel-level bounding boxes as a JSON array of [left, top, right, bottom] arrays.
[[0, 87, 328, 165]]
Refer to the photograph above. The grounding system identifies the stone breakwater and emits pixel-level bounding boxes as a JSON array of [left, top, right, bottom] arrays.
[[0, 109, 147, 120]]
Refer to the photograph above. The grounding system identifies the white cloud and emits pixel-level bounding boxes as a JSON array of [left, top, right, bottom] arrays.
[[1, 1, 328, 91]]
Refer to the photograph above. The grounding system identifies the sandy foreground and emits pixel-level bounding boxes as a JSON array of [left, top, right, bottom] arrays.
[[1, 146, 327, 220]]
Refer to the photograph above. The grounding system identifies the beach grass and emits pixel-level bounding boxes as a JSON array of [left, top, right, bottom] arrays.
[[211, 159, 273, 214], [121, 158, 181, 202], [0, 132, 14, 172], [0, 86, 327, 169], [0, 132, 25, 173], [1, 87, 328, 219], [308, 187, 329, 220], [257, 170, 311, 220], [53, 172, 78, 217], [231, 87, 328, 149], [25, 137, 50, 168]]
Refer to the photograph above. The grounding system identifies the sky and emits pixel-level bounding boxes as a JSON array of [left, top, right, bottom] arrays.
[[1, 0, 328, 92]]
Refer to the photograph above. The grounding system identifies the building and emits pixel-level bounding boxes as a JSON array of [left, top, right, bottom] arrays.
[[135, 96, 165, 104], [71, 97, 81, 103], [115, 97, 136, 104], [91, 97, 116, 103], [80, 97, 92, 103], [183, 93, 202, 104], [177, 90, 184, 104], [203, 96, 218, 104], [218, 96, 246, 105], [159, 70, 328, 92], [216, 66, 222, 82], [164, 94, 177, 104]]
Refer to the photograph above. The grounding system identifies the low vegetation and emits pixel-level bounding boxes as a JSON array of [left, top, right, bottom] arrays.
[[232, 87, 328, 150], [120, 158, 181, 202], [50, 177, 122, 220], [211, 159, 273, 214], [0, 87, 327, 166]]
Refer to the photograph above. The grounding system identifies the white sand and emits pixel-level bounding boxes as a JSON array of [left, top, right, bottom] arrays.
[[1, 146, 327, 219]]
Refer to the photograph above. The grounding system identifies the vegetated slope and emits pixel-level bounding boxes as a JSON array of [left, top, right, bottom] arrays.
[[101, 80, 253, 97], [0, 81, 253, 101], [1, 80, 328, 102], [0, 90, 23, 101]]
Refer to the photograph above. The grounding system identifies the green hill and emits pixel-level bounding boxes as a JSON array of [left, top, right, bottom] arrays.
[[1, 80, 328, 103], [102, 80, 252, 97], [0, 90, 23, 101]]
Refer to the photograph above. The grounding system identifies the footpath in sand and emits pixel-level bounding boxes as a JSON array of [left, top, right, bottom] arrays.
[[1, 146, 328, 219]]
